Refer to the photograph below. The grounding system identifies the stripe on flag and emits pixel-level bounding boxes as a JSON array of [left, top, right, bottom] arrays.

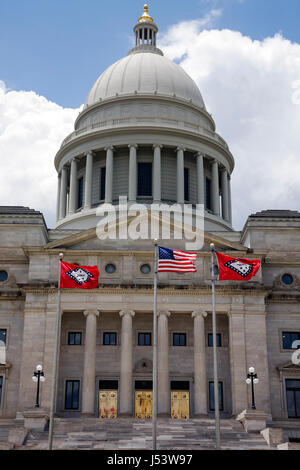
[[158, 247, 197, 272]]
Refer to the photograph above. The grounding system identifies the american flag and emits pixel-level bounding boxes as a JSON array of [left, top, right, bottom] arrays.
[[158, 246, 197, 273]]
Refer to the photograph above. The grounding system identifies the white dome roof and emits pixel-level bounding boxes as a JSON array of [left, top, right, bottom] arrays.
[[85, 52, 205, 109]]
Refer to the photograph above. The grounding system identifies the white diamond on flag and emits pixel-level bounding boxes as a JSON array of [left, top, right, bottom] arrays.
[[66, 267, 93, 285], [224, 260, 253, 277]]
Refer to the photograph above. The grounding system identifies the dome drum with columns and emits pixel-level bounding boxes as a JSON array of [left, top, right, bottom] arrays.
[[55, 6, 234, 232]]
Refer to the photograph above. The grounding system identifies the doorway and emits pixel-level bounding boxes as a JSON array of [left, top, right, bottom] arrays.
[[98, 380, 118, 419], [171, 381, 190, 419], [135, 380, 152, 419]]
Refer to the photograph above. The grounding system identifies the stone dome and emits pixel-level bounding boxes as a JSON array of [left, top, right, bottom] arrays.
[[85, 52, 206, 110]]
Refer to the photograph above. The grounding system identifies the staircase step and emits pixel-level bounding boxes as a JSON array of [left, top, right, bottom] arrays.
[[2, 417, 271, 450]]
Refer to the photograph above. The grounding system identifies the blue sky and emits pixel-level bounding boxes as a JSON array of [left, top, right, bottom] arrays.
[[1, 0, 300, 108]]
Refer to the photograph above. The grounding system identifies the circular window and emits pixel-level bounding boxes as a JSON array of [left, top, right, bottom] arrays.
[[140, 264, 151, 275], [0, 271, 8, 283], [281, 273, 294, 286], [105, 264, 116, 274]]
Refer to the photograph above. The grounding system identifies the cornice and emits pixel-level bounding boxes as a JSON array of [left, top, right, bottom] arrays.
[[54, 123, 234, 172], [21, 284, 271, 297]]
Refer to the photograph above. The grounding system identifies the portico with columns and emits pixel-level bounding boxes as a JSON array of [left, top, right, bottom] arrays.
[[52, 290, 246, 419]]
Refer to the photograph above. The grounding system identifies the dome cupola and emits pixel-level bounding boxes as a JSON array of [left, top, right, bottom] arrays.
[[129, 4, 162, 56]]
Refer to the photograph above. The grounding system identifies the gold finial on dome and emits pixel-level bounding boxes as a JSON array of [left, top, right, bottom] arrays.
[[138, 4, 153, 23]]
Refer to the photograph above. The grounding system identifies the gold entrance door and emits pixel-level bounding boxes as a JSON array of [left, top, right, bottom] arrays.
[[135, 391, 153, 419], [171, 391, 190, 419], [99, 390, 118, 418]]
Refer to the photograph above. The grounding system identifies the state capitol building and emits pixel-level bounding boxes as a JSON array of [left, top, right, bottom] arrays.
[[0, 5, 299, 448]]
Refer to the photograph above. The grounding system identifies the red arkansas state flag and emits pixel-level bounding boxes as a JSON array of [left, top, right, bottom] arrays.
[[60, 261, 99, 289], [216, 252, 260, 281]]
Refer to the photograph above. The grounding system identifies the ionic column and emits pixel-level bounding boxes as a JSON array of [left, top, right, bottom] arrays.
[[192, 311, 208, 416], [119, 310, 135, 416], [158, 310, 170, 415], [211, 159, 220, 216], [84, 151, 94, 210], [128, 145, 138, 202], [176, 147, 185, 204], [81, 309, 99, 415], [59, 165, 68, 220], [221, 168, 230, 222], [153, 144, 162, 202], [56, 172, 61, 222], [105, 146, 114, 204], [196, 153, 205, 206], [68, 158, 78, 215], [228, 175, 232, 224]]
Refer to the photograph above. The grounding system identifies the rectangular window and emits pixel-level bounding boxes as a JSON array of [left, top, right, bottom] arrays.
[[184, 167, 189, 201], [209, 381, 224, 411], [68, 332, 82, 345], [138, 332, 151, 346], [65, 380, 80, 410], [173, 333, 186, 347], [100, 167, 106, 200], [205, 177, 212, 211], [77, 177, 83, 209], [138, 162, 152, 197], [208, 333, 222, 347], [282, 332, 300, 350], [0, 329, 7, 345], [286, 379, 300, 418], [103, 332, 117, 345], [0, 376, 3, 406]]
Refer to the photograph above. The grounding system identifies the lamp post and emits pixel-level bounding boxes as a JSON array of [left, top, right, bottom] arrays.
[[32, 364, 45, 408], [246, 366, 259, 410]]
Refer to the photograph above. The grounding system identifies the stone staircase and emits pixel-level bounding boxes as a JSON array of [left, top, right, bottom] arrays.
[[14, 417, 271, 450]]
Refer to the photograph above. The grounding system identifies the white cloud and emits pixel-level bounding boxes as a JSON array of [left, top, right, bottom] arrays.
[[159, 25, 300, 229], [0, 82, 80, 227]]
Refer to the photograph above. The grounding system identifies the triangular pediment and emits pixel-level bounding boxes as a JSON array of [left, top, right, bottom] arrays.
[[277, 361, 300, 371], [45, 212, 247, 253]]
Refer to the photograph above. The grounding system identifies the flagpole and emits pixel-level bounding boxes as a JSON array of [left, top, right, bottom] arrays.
[[210, 243, 221, 450], [48, 252, 64, 450], [152, 240, 158, 450]]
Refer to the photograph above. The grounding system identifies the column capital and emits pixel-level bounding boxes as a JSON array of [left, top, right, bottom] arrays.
[[128, 144, 138, 149], [158, 310, 171, 318], [85, 150, 95, 157], [104, 146, 114, 152], [119, 309, 135, 318], [195, 151, 205, 158], [176, 146, 185, 153], [83, 309, 100, 318], [192, 310, 208, 319], [153, 144, 163, 150]]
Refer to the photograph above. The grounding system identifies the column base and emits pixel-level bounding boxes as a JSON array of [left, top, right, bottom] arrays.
[[118, 412, 133, 418], [80, 412, 96, 418], [193, 413, 209, 418]]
